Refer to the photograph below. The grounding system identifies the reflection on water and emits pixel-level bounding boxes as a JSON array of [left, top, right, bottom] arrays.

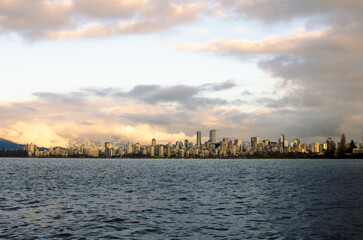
[[0, 158, 362, 239]]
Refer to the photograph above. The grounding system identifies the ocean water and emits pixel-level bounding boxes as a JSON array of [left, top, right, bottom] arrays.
[[0, 158, 362, 239]]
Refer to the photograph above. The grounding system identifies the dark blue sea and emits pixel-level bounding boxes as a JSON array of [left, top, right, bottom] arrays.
[[0, 158, 362, 239]]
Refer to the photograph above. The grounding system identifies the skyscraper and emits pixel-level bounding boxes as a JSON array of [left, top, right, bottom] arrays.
[[158, 145, 164, 157], [326, 137, 333, 151], [80, 144, 85, 155], [105, 142, 110, 156], [152, 138, 156, 147], [340, 134, 347, 152], [251, 137, 259, 147], [197, 131, 201, 147], [127, 142, 132, 155], [279, 134, 285, 147], [210, 130, 217, 143], [184, 139, 189, 149], [134, 143, 140, 152], [234, 139, 242, 147]]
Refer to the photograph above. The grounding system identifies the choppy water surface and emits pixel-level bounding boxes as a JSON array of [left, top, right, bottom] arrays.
[[0, 158, 362, 239]]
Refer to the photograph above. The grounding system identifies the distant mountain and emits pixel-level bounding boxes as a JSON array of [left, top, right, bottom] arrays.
[[0, 138, 24, 151]]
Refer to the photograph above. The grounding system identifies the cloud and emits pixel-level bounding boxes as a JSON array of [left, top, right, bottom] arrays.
[[177, 1, 363, 143], [0, 121, 70, 148], [0, 0, 73, 38], [74, 0, 146, 19], [1, 1, 362, 146], [201, 79, 237, 91], [82, 80, 237, 110], [33, 92, 86, 105], [0, 0, 208, 39], [241, 90, 252, 96], [126, 84, 199, 103], [0, 81, 239, 147], [217, 0, 363, 24], [178, 28, 327, 55], [186, 28, 211, 35], [0, 97, 199, 147], [121, 112, 193, 126], [1, 83, 361, 148]]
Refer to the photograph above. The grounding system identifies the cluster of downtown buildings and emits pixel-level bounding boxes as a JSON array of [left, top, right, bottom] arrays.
[[24, 130, 363, 158]]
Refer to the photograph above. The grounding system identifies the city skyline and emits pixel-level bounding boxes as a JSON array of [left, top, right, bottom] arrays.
[[22, 129, 363, 158], [20, 128, 361, 150], [0, 1, 362, 147]]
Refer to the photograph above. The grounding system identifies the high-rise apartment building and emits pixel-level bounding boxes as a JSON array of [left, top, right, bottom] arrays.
[[311, 142, 320, 153], [134, 143, 140, 152], [80, 144, 85, 155], [251, 137, 259, 147], [184, 139, 189, 149], [158, 145, 164, 157], [127, 142, 132, 155], [279, 134, 285, 147], [197, 131, 201, 147], [105, 142, 111, 156], [150, 146, 155, 157], [284, 140, 288, 148], [210, 130, 217, 143], [326, 137, 333, 151], [234, 139, 242, 147]]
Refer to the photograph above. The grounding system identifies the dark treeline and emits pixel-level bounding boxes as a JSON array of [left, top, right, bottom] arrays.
[[0, 150, 28, 158]]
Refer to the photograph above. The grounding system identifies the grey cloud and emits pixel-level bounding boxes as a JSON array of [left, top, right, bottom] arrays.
[[180, 1, 363, 140], [33, 92, 86, 105], [230, 99, 247, 106], [34, 81, 238, 111], [127, 85, 199, 104], [218, 0, 363, 24], [121, 112, 194, 126], [124, 84, 229, 110], [81, 87, 121, 97], [11, 103, 37, 112], [221, 111, 250, 123], [241, 90, 252, 96], [263, 110, 344, 140], [255, 92, 324, 109], [82, 82, 235, 110], [2, 90, 361, 146], [201, 80, 238, 91], [287, 117, 343, 139], [215, 107, 346, 142]]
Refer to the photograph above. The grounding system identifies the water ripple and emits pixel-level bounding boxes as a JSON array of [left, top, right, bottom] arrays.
[[0, 158, 362, 239]]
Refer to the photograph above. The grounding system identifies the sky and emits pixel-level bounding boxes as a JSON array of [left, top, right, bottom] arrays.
[[0, 0, 362, 147]]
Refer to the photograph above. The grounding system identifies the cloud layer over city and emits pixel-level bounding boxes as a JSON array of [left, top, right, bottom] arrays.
[[0, 0, 362, 147]]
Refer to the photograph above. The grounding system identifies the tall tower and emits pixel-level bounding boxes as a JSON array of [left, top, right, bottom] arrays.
[[158, 145, 164, 157], [105, 142, 111, 156], [152, 138, 156, 147], [197, 131, 201, 147], [326, 137, 333, 151], [340, 134, 347, 151], [184, 139, 189, 149], [210, 130, 217, 143], [127, 142, 133, 155], [279, 134, 285, 147], [251, 137, 259, 148]]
